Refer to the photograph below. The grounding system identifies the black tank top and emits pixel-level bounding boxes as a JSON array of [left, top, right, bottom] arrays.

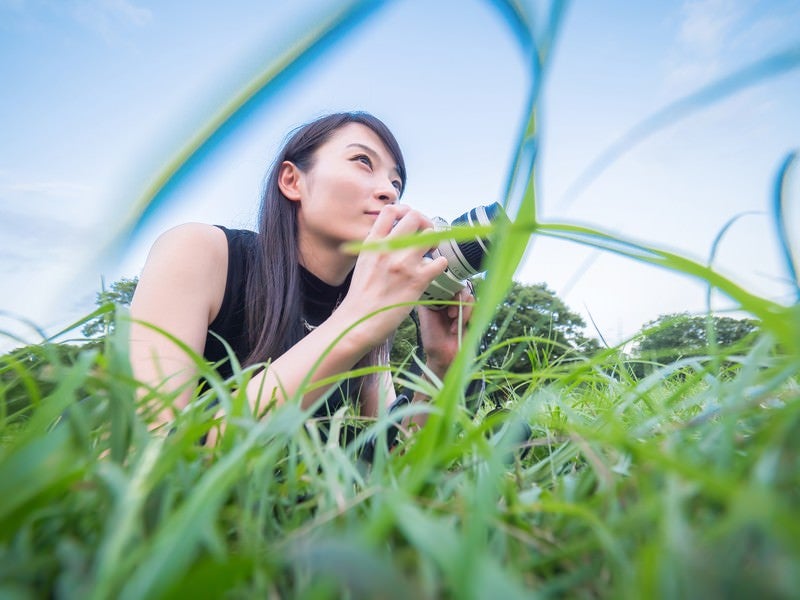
[[202, 226, 354, 415]]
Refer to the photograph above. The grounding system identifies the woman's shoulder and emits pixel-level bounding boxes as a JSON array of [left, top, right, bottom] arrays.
[[145, 223, 229, 286], [138, 223, 233, 323], [154, 222, 227, 246]]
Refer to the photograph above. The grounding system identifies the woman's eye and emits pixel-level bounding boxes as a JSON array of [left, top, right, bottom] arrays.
[[392, 180, 402, 193], [353, 154, 372, 168]]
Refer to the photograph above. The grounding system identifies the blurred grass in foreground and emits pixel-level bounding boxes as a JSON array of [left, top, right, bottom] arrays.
[[0, 306, 798, 598]]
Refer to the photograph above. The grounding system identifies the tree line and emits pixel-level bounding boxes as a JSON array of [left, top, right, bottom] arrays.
[[1, 276, 761, 409]]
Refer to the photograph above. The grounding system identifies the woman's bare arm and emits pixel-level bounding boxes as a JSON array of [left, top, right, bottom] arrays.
[[129, 223, 228, 427], [128, 223, 393, 425], [130, 206, 450, 432]]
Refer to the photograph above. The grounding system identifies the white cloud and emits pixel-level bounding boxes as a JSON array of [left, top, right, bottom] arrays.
[[0, 179, 93, 197], [663, 0, 748, 93], [70, 0, 151, 42], [0, 202, 100, 351], [98, 0, 150, 26], [729, 4, 800, 56], [0, 0, 151, 42], [678, 0, 743, 55]]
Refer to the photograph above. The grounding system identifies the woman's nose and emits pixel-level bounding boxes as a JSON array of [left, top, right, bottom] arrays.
[[376, 180, 399, 204]]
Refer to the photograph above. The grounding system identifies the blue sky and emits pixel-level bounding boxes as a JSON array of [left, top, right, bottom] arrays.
[[1, 0, 799, 350]]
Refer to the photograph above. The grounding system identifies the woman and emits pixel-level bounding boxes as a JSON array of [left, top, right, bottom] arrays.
[[129, 112, 473, 439]]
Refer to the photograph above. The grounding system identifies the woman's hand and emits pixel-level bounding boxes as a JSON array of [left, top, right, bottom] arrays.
[[337, 204, 448, 350], [416, 285, 475, 378]]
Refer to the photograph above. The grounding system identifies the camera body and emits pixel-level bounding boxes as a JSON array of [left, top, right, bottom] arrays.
[[421, 202, 507, 304]]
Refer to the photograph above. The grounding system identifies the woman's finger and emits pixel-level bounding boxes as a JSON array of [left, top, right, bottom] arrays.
[[420, 255, 448, 279], [366, 204, 410, 239], [388, 209, 434, 238]]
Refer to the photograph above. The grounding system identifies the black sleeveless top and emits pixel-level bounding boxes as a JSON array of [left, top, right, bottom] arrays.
[[202, 226, 354, 416]]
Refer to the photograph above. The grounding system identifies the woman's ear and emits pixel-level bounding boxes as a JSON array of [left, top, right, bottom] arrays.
[[278, 160, 303, 201]]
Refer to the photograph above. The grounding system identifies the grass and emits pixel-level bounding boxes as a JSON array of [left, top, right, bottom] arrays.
[[0, 309, 798, 598], [2, 0, 800, 598]]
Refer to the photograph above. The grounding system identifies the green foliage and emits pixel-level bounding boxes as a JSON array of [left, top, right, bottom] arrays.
[[483, 281, 599, 374], [1, 317, 799, 598], [632, 312, 760, 377], [390, 281, 599, 374], [81, 277, 139, 338], [0, 342, 88, 421], [390, 314, 419, 368]]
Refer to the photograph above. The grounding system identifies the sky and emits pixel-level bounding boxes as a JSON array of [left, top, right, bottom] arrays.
[[1, 0, 799, 351]]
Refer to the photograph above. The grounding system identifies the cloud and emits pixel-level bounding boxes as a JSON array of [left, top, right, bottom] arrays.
[[0, 177, 97, 274], [0, 205, 88, 260], [97, 0, 150, 26], [0, 201, 99, 342], [68, 0, 152, 42], [677, 0, 743, 56], [0, 174, 99, 229], [0, 179, 94, 197], [729, 3, 800, 55], [1, 0, 151, 42], [663, 0, 747, 93]]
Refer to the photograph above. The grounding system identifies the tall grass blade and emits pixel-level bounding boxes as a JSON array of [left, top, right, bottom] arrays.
[[560, 45, 800, 207], [117, 0, 390, 243], [535, 220, 800, 353], [772, 151, 799, 301]]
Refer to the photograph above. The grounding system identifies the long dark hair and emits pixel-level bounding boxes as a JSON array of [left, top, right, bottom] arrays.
[[243, 112, 406, 389]]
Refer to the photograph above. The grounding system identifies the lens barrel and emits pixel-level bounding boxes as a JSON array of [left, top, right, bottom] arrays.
[[450, 203, 504, 275], [420, 202, 507, 304]]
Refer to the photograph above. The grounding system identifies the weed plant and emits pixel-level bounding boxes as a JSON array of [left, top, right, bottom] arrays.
[[2, 1, 800, 598]]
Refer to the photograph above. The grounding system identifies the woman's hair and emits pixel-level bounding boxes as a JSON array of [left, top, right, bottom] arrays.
[[243, 112, 406, 386]]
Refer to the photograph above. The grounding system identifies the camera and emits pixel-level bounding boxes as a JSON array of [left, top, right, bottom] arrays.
[[421, 202, 508, 304]]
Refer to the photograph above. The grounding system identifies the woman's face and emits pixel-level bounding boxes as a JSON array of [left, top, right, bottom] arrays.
[[291, 122, 403, 250]]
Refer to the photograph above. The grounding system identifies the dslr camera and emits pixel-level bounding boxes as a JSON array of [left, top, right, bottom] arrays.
[[421, 202, 508, 304]]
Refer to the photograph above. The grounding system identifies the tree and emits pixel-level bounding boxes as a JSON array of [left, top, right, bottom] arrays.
[[633, 312, 760, 374], [80, 276, 597, 376], [0, 342, 87, 420], [390, 281, 599, 374], [81, 277, 139, 338], [483, 281, 599, 373], [390, 314, 420, 367]]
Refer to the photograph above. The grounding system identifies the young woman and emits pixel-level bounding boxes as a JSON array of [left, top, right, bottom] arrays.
[[129, 112, 473, 438]]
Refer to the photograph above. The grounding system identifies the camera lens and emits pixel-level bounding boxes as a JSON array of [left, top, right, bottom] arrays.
[[448, 203, 506, 276], [420, 202, 508, 304]]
